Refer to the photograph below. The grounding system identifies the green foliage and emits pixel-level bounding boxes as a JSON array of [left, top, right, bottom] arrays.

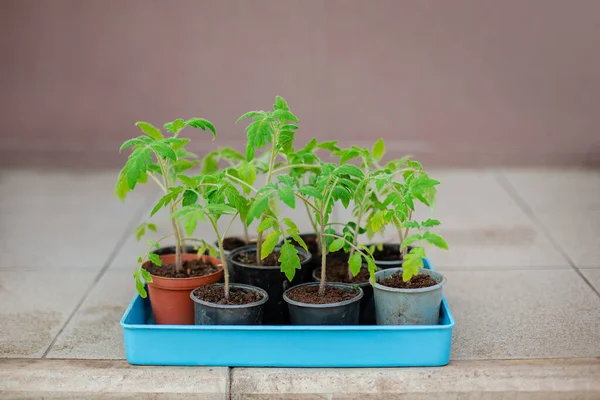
[[402, 247, 426, 281], [261, 230, 281, 259], [279, 240, 302, 281]]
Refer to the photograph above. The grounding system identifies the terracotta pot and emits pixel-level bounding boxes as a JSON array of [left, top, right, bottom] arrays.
[[146, 253, 224, 325]]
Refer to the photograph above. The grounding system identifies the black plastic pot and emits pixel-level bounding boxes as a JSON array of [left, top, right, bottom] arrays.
[[283, 282, 363, 325], [227, 245, 312, 325], [312, 266, 376, 325], [190, 283, 269, 325], [369, 243, 413, 270], [152, 245, 201, 256]]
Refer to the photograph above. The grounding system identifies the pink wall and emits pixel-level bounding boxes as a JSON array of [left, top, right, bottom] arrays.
[[1, 0, 599, 168]]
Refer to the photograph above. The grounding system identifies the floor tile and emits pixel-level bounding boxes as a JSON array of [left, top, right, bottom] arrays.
[[0, 270, 97, 358], [444, 269, 600, 360], [337, 170, 568, 268], [580, 269, 600, 294], [0, 170, 154, 269], [503, 170, 600, 268], [47, 270, 135, 359]]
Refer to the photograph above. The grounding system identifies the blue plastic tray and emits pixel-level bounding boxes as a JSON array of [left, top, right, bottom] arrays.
[[121, 260, 455, 367]]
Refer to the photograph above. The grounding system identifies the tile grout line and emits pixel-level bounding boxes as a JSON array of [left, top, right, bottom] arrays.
[[41, 197, 153, 358], [495, 173, 600, 298], [228, 367, 233, 400]]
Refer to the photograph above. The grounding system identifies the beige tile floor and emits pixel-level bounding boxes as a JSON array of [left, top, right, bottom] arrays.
[[1, 168, 599, 362]]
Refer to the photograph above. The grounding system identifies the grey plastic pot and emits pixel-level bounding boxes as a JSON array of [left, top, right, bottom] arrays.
[[227, 245, 312, 325], [190, 283, 269, 325], [283, 282, 363, 325], [373, 267, 446, 325], [312, 266, 376, 325]]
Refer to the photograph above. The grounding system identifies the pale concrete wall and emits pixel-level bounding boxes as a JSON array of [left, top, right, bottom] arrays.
[[1, 0, 599, 167]]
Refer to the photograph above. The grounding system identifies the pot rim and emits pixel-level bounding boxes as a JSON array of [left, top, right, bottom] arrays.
[[366, 242, 414, 266], [145, 254, 224, 282], [374, 267, 446, 293], [283, 282, 364, 309], [227, 244, 312, 271], [190, 283, 269, 309]]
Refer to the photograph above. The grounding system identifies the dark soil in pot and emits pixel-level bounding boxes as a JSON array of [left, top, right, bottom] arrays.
[[222, 236, 252, 252], [144, 258, 219, 278], [379, 272, 438, 289], [283, 282, 363, 325], [313, 259, 376, 325], [286, 284, 359, 304], [193, 285, 262, 305], [228, 245, 312, 325], [191, 283, 268, 325]]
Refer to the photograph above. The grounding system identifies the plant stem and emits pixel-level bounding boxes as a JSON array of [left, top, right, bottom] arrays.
[[348, 206, 364, 280], [209, 217, 229, 300], [225, 173, 258, 193], [147, 173, 167, 193], [303, 199, 320, 251], [242, 217, 250, 243], [319, 216, 327, 296], [170, 204, 182, 273], [401, 210, 413, 258], [257, 148, 278, 266]]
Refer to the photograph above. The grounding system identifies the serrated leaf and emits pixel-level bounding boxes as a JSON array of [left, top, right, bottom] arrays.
[[246, 195, 270, 224], [298, 186, 322, 200], [164, 118, 186, 134], [324, 227, 337, 249], [316, 140, 340, 152], [348, 252, 362, 276], [277, 175, 295, 187], [140, 268, 153, 283], [119, 138, 142, 152], [238, 161, 257, 194], [403, 221, 420, 229], [115, 170, 130, 201], [421, 218, 440, 227], [339, 149, 360, 164], [135, 121, 164, 140], [335, 164, 364, 178], [184, 216, 198, 236], [236, 111, 260, 123], [257, 218, 274, 232], [279, 241, 301, 281], [185, 118, 216, 139], [148, 253, 162, 266], [277, 186, 295, 208], [289, 232, 308, 253], [329, 237, 345, 252], [369, 211, 387, 232], [178, 175, 197, 187], [401, 234, 422, 250], [423, 231, 448, 250], [273, 109, 298, 123], [151, 142, 177, 161], [274, 96, 289, 111], [372, 138, 385, 162], [261, 230, 280, 259]]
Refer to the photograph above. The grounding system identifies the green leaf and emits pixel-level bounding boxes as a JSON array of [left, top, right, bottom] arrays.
[[279, 241, 301, 281], [289, 232, 308, 253], [372, 138, 386, 161], [182, 190, 198, 206], [298, 186, 322, 200], [273, 109, 298, 123], [261, 230, 280, 259], [238, 161, 257, 194], [339, 149, 360, 164], [245, 119, 271, 161], [402, 247, 425, 281], [140, 268, 153, 283], [324, 227, 337, 249], [282, 218, 299, 232], [401, 234, 422, 250], [148, 253, 162, 266], [274, 96, 289, 111], [369, 211, 387, 232], [134, 224, 146, 241], [115, 170, 130, 201], [403, 221, 420, 229], [185, 118, 216, 139], [135, 121, 164, 140], [423, 231, 448, 250], [178, 175, 197, 187], [348, 252, 362, 276], [257, 218, 274, 232], [147, 223, 157, 232], [335, 164, 364, 178], [277, 186, 295, 208], [316, 141, 340, 152], [137, 256, 143, 263], [150, 142, 177, 161], [246, 195, 270, 224], [421, 218, 440, 227], [125, 147, 151, 189], [164, 118, 186, 134], [119, 138, 142, 152], [236, 111, 260, 123], [329, 237, 345, 252], [135, 278, 148, 298], [184, 216, 198, 236]]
